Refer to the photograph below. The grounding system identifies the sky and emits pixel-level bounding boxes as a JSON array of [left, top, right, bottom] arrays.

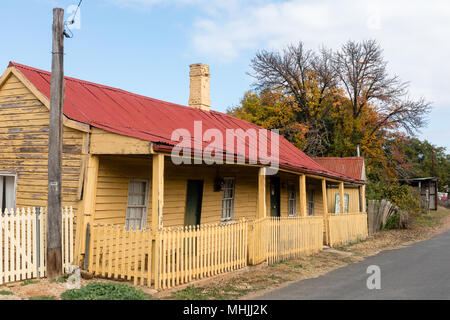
[[1, 0, 449, 151]]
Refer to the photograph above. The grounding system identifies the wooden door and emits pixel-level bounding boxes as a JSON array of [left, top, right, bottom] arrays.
[[184, 180, 204, 226], [270, 177, 280, 217]]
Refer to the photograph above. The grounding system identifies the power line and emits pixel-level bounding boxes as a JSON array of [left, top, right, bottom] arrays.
[[64, 0, 83, 38], [70, 0, 83, 24]]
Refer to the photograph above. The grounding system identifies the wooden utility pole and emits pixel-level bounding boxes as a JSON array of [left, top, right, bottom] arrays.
[[47, 8, 65, 279]]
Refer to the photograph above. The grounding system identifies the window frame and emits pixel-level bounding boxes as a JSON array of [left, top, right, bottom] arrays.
[[125, 178, 150, 230], [0, 172, 18, 212], [221, 177, 235, 222], [334, 193, 350, 214]]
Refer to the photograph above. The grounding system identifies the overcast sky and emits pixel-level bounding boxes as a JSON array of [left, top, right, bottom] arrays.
[[1, 0, 449, 150]]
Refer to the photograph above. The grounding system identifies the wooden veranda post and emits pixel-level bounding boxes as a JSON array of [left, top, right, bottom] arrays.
[[322, 179, 329, 245], [339, 182, 345, 214], [360, 184, 366, 213], [258, 168, 267, 219], [299, 174, 307, 216], [47, 8, 65, 279], [75, 155, 99, 266], [152, 153, 164, 286]]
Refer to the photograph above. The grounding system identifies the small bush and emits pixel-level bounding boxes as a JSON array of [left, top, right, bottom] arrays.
[[383, 212, 400, 230], [0, 290, 14, 296], [61, 282, 149, 300]]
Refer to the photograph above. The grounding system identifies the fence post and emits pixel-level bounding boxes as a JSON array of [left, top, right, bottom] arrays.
[[153, 231, 160, 290], [35, 207, 41, 276], [84, 223, 91, 270], [247, 221, 254, 265]]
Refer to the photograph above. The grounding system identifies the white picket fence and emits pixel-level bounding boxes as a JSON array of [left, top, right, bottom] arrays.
[[0, 206, 74, 285]]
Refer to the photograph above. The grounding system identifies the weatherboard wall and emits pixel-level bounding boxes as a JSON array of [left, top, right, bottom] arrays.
[[0, 73, 85, 217]]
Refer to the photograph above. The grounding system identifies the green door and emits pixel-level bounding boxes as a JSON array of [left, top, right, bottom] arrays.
[[184, 180, 204, 226], [270, 177, 281, 217]]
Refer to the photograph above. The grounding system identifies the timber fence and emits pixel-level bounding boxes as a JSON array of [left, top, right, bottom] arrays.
[[0, 206, 74, 285], [87, 216, 325, 290], [157, 220, 248, 290], [248, 216, 323, 265], [88, 224, 153, 287], [327, 212, 368, 247]]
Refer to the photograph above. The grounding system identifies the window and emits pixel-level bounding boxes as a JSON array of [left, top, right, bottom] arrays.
[[125, 179, 149, 230], [221, 178, 235, 221], [334, 193, 349, 214], [0, 174, 16, 212], [307, 189, 314, 216], [288, 183, 296, 216]]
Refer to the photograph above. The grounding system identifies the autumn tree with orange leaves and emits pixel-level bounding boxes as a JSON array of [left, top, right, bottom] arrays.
[[228, 40, 432, 184]]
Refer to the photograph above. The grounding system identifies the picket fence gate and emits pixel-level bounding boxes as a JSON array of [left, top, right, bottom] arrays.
[[0, 207, 74, 285]]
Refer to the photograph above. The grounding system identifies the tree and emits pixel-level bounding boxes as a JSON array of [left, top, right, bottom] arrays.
[[248, 43, 339, 156], [333, 40, 432, 140], [402, 138, 450, 191], [241, 40, 432, 159], [228, 90, 309, 150]]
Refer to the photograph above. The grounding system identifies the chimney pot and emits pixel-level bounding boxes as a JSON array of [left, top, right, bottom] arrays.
[[189, 63, 211, 111]]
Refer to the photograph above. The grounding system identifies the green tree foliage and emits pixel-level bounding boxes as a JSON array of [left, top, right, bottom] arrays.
[[366, 182, 420, 212], [402, 138, 449, 190]]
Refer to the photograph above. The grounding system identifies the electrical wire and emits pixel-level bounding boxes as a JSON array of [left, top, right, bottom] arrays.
[[64, 0, 83, 38]]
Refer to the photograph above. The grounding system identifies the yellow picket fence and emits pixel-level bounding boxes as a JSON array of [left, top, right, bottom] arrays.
[[156, 219, 248, 290], [87, 220, 249, 290], [88, 224, 153, 287], [0, 207, 74, 285], [249, 216, 324, 265], [328, 212, 368, 247]]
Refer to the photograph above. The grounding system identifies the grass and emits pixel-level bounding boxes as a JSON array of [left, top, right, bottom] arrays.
[[51, 275, 69, 284], [20, 279, 39, 286], [169, 284, 252, 300], [413, 206, 450, 228], [0, 290, 14, 296], [170, 285, 209, 300], [28, 295, 56, 300], [61, 282, 149, 300], [166, 271, 288, 300]]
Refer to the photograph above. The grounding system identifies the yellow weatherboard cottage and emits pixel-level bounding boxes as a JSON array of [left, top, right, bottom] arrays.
[[0, 61, 368, 289]]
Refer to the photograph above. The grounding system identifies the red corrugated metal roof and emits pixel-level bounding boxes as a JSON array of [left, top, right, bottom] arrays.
[[8, 61, 363, 183], [313, 157, 365, 181]]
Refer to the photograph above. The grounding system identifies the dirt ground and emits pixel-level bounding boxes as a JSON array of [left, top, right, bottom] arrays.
[[1, 206, 449, 300]]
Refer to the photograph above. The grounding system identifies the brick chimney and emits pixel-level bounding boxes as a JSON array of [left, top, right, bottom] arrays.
[[189, 63, 211, 111]]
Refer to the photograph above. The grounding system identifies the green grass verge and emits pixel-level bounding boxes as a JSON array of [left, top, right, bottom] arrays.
[[28, 295, 56, 300], [20, 279, 39, 286], [61, 282, 149, 300], [169, 284, 252, 300], [414, 206, 450, 228], [0, 290, 14, 296]]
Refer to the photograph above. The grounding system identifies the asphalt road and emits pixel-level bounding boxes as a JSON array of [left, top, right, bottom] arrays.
[[254, 230, 450, 300]]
